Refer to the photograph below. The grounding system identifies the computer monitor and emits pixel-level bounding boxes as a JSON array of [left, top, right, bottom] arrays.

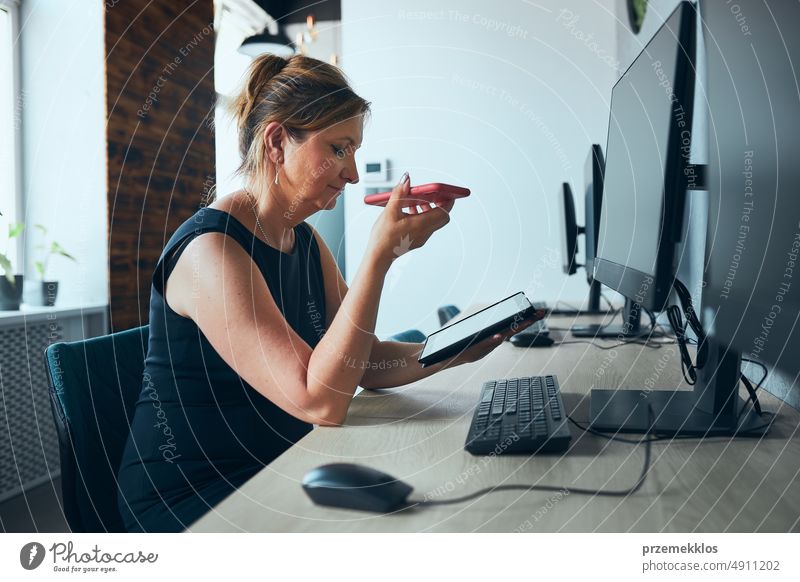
[[584, 144, 604, 280], [588, 2, 751, 435], [701, 0, 800, 379], [592, 1, 695, 313], [560, 166, 640, 335], [559, 182, 579, 276], [556, 164, 609, 319], [591, 1, 781, 436]]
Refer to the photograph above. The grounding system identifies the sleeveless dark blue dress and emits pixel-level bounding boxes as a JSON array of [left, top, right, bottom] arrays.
[[117, 208, 327, 532]]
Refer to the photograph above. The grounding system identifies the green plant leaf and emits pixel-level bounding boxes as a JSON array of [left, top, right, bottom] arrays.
[[50, 241, 76, 261], [8, 223, 24, 239], [0, 254, 12, 280], [34, 224, 47, 236], [34, 260, 45, 278]]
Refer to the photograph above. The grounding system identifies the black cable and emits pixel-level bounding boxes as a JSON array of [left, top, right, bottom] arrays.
[[412, 406, 654, 506], [561, 302, 667, 349], [742, 358, 769, 383], [591, 304, 624, 333], [738, 359, 768, 419], [600, 293, 615, 312], [553, 333, 674, 350], [672, 279, 705, 341], [569, 412, 774, 442], [643, 306, 658, 331], [667, 303, 697, 384], [672, 301, 769, 417], [739, 374, 763, 416], [676, 346, 768, 417], [554, 300, 582, 312], [568, 416, 659, 444]]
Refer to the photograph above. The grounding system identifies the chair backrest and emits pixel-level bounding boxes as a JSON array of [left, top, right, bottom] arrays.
[[438, 305, 461, 327], [387, 329, 427, 343], [44, 325, 148, 532]]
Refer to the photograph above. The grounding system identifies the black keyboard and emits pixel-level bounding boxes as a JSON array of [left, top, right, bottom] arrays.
[[465, 375, 571, 455]]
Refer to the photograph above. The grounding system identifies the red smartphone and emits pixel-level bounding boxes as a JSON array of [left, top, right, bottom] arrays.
[[364, 182, 471, 207]]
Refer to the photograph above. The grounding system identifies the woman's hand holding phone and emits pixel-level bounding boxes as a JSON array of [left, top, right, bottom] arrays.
[[367, 172, 454, 267]]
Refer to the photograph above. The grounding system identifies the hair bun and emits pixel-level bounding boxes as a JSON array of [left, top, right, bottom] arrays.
[[230, 54, 290, 129]]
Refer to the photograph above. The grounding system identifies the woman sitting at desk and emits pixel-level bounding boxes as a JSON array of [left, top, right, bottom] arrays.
[[117, 54, 541, 532]]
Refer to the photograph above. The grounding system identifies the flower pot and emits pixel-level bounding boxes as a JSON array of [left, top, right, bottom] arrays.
[[42, 281, 59, 307], [0, 275, 24, 310]]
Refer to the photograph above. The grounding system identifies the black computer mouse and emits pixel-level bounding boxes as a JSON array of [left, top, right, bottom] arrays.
[[301, 463, 413, 513]]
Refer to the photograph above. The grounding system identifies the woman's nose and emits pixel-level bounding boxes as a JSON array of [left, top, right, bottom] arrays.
[[344, 158, 359, 185]]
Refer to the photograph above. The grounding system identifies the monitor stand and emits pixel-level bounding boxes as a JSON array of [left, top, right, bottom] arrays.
[[571, 297, 643, 338], [589, 338, 773, 436], [549, 280, 614, 316]]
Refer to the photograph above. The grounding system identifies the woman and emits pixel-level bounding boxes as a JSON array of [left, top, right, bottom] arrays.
[[117, 54, 542, 532]]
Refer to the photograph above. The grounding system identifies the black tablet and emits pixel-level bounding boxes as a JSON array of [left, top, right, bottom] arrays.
[[418, 292, 535, 367]]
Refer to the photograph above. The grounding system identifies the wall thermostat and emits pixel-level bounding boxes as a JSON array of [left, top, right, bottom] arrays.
[[363, 159, 390, 183]]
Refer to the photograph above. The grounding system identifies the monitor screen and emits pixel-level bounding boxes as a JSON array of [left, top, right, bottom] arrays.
[[593, 2, 695, 310], [584, 144, 604, 277]]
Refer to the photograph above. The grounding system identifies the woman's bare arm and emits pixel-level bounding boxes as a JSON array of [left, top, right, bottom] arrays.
[[166, 175, 451, 426], [357, 340, 445, 389], [166, 231, 390, 427]]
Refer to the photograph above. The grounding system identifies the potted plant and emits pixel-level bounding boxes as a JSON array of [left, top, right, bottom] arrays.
[[0, 216, 24, 310], [33, 224, 77, 307]]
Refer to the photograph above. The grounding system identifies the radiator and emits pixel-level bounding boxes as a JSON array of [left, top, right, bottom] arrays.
[[0, 306, 107, 502]]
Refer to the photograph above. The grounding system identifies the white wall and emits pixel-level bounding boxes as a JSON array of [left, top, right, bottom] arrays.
[[340, 0, 618, 337], [20, 0, 107, 306]]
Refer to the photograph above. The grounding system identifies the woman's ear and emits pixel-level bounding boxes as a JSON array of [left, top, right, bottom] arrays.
[[262, 121, 285, 164]]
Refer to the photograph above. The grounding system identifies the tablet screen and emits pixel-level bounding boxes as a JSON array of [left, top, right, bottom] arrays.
[[420, 293, 531, 359]]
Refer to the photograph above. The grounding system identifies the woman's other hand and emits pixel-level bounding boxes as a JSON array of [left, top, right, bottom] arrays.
[[441, 309, 547, 368]]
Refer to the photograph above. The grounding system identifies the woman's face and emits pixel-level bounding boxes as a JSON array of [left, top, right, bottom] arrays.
[[279, 115, 363, 215]]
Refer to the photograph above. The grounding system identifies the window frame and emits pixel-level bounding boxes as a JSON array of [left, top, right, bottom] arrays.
[[0, 0, 22, 269]]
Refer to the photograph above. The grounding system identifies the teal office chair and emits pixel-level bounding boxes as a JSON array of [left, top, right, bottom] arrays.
[[438, 305, 461, 327], [386, 303, 463, 342], [387, 329, 426, 343], [44, 325, 148, 532]]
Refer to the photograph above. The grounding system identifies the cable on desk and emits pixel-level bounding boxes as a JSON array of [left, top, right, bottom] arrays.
[[601, 292, 615, 312], [410, 406, 655, 507], [553, 299, 582, 313], [553, 335, 673, 350], [738, 358, 768, 418], [568, 411, 775, 444], [742, 357, 769, 381], [568, 416, 661, 444]]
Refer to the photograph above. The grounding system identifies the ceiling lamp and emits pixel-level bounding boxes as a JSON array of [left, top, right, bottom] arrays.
[[239, 26, 295, 58]]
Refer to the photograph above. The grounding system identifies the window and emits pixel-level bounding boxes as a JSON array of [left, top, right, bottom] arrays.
[[213, 0, 271, 197], [0, 0, 21, 266]]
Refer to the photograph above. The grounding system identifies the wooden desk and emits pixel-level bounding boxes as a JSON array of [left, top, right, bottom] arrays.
[[190, 309, 800, 533]]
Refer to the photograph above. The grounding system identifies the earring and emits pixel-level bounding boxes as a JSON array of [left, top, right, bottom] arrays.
[[274, 160, 281, 185]]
